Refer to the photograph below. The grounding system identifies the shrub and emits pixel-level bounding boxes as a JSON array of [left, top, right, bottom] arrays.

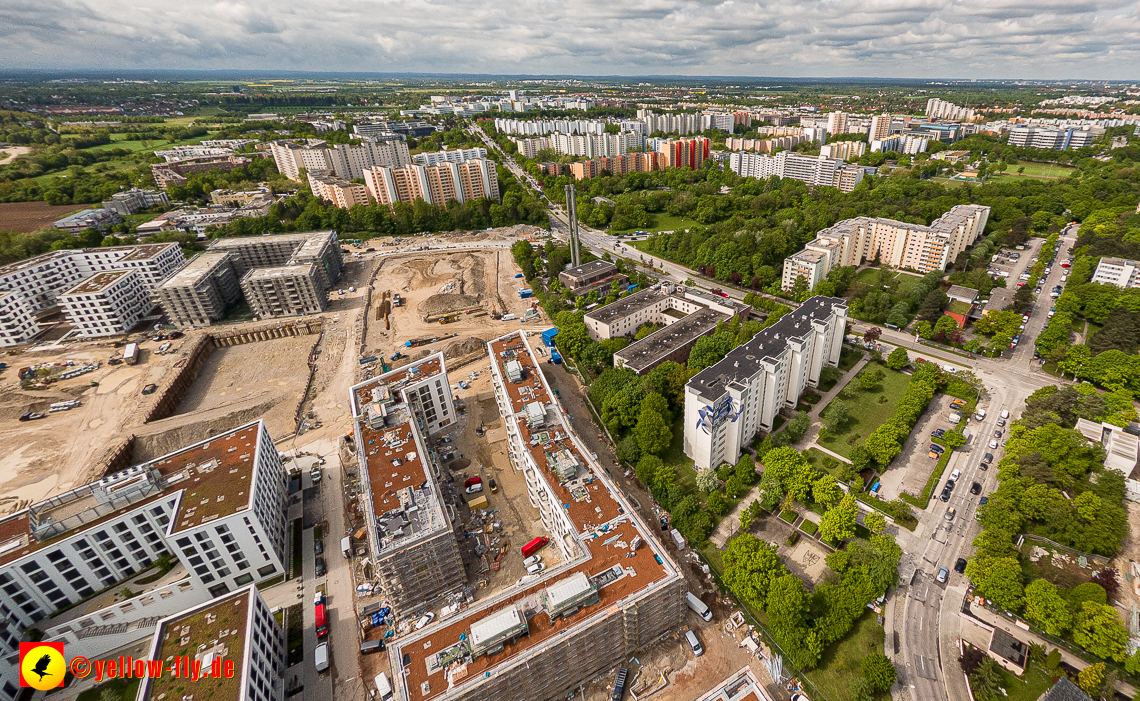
[[786, 532, 800, 546], [800, 520, 818, 536]]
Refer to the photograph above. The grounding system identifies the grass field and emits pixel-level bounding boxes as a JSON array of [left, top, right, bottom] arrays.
[[971, 663, 1056, 701], [993, 162, 1077, 179], [610, 212, 704, 235], [818, 367, 911, 459], [931, 176, 969, 188], [853, 267, 924, 295], [804, 611, 890, 701], [76, 677, 140, 701]]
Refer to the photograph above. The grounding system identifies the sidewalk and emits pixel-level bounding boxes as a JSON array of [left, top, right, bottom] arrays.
[[966, 604, 1138, 697]]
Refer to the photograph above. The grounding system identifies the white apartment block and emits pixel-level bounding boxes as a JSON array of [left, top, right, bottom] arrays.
[[1092, 257, 1140, 288], [548, 131, 643, 158], [0, 420, 287, 701], [1008, 125, 1103, 150], [780, 204, 991, 288], [137, 586, 285, 701], [583, 286, 740, 341], [102, 188, 170, 216], [511, 136, 550, 159], [869, 114, 892, 141], [728, 151, 866, 193], [820, 140, 867, 160], [493, 118, 608, 136], [412, 147, 489, 165], [926, 98, 978, 122], [58, 270, 151, 337], [826, 111, 848, 135], [638, 110, 703, 136], [684, 296, 847, 470], [0, 243, 185, 346], [269, 136, 411, 181]]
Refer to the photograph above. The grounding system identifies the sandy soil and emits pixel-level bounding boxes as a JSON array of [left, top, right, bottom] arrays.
[[171, 335, 315, 438], [0, 146, 32, 165]]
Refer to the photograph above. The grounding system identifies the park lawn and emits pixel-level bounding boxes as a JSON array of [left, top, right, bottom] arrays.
[[931, 176, 968, 188], [838, 346, 864, 372], [998, 162, 1077, 178], [803, 447, 852, 481], [611, 212, 703, 235], [804, 611, 890, 701], [87, 138, 173, 152], [818, 367, 911, 459]]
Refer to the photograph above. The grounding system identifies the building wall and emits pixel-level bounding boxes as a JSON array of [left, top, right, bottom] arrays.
[[156, 253, 242, 327], [1092, 258, 1140, 288], [59, 271, 152, 337], [240, 266, 328, 319]]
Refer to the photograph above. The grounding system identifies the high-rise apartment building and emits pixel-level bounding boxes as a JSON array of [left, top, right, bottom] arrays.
[[638, 109, 703, 136], [567, 153, 661, 180], [412, 147, 488, 165], [0, 420, 287, 701], [826, 111, 848, 135], [728, 151, 865, 193], [363, 159, 500, 206], [657, 137, 709, 170], [820, 140, 867, 161], [779, 204, 992, 288], [307, 171, 371, 209], [155, 252, 243, 327], [869, 114, 892, 141], [1007, 125, 1103, 150], [925, 98, 978, 121], [684, 297, 847, 470], [240, 263, 328, 319], [269, 136, 411, 181]]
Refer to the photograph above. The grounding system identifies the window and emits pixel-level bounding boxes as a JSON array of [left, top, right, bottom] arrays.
[[234, 574, 253, 586], [257, 564, 277, 577]]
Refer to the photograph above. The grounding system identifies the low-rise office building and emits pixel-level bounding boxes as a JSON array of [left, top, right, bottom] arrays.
[[53, 208, 122, 234], [0, 420, 287, 700], [558, 260, 622, 293], [58, 270, 151, 337], [684, 296, 847, 470], [137, 586, 285, 701], [1092, 257, 1140, 289]]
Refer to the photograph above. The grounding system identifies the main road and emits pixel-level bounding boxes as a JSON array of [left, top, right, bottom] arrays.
[[476, 121, 1081, 701]]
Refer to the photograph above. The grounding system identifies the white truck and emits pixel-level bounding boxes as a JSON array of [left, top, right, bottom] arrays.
[[685, 592, 712, 621]]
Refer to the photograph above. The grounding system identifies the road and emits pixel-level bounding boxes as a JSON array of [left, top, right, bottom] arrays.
[[477, 129, 1088, 701]]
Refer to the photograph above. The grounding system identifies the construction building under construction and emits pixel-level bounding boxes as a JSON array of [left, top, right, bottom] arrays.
[[383, 331, 684, 701], [349, 354, 465, 613]]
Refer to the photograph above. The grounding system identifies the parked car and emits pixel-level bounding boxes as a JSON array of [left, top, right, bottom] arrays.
[[930, 443, 945, 454], [931, 428, 946, 438], [989, 440, 999, 449], [414, 612, 436, 630], [970, 482, 982, 495], [315, 557, 327, 576], [954, 558, 968, 573], [489, 478, 498, 493], [465, 482, 484, 494], [946, 479, 956, 491], [940, 487, 952, 502], [523, 555, 542, 567], [936, 566, 949, 583], [314, 539, 324, 556], [526, 562, 546, 575], [994, 429, 1003, 438], [997, 418, 1006, 427], [983, 453, 994, 464]]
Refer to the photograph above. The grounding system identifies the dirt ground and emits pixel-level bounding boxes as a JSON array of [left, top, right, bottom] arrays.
[[0, 146, 33, 165], [171, 335, 315, 438], [1110, 501, 1140, 608], [0, 338, 183, 513], [0, 200, 85, 233]]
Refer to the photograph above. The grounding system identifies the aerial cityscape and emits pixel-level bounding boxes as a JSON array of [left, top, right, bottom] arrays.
[[1, 6, 1140, 701]]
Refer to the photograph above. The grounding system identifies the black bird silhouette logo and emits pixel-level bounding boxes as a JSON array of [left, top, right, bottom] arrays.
[[32, 654, 53, 681]]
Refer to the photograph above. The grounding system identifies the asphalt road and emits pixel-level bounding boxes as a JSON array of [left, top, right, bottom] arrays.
[[479, 131, 1084, 701]]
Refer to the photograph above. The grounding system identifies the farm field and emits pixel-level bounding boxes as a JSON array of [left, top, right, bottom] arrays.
[[0, 200, 85, 232]]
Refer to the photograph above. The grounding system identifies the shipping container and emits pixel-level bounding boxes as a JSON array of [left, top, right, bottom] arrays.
[[123, 343, 139, 365]]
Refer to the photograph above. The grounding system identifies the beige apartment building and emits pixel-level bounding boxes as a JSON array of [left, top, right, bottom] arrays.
[[269, 136, 411, 181], [780, 204, 991, 289], [155, 252, 243, 327], [364, 159, 500, 206], [307, 171, 371, 209], [240, 264, 328, 319]]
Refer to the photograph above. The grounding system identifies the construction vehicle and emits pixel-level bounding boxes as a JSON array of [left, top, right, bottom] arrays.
[[19, 412, 46, 422], [439, 314, 460, 324], [390, 352, 405, 361]]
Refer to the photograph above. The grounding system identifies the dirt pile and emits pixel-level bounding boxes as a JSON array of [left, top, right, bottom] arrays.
[[443, 336, 487, 359], [418, 293, 481, 317], [0, 387, 84, 420]]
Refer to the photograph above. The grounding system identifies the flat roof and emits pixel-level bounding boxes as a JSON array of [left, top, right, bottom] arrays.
[[60, 270, 132, 296], [584, 287, 665, 326], [388, 332, 677, 701], [687, 296, 846, 403], [144, 588, 252, 701], [159, 252, 234, 288], [0, 422, 265, 568], [242, 263, 316, 281], [614, 307, 725, 372], [116, 243, 180, 262], [947, 285, 979, 301], [559, 260, 617, 283]]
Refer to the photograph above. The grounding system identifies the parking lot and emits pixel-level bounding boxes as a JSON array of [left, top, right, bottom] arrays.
[[984, 238, 1041, 288], [875, 394, 959, 501]]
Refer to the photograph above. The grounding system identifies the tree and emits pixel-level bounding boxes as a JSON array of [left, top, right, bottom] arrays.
[[970, 657, 1003, 701], [886, 346, 909, 370], [819, 494, 858, 542], [863, 327, 881, 343], [959, 645, 986, 675], [722, 534, 786, 611], [861, 653, 897, 692], [695, 468, 721, 493], [848, 678, 874, 701], [864, 428, 902, 465], [1079, 663, 1105, 697], [1024, 579, 1072, 636], [616, 435, 641, 465], [783, 411, 812, 443], [707, 490, 726, 515], [965, 555, 1024, 611], [941, 428, 967, 449], [1091, 568, 1120, 600], [556, 322, 590, 358], [633, 406, 672, 456], [1073, 601, 1129, 662], [725, 474, 743, 499], [735, 454, 756, 484], [767, 572, 810, 633], [812, 475, 842, 507], [823, 400, 850, 432], [859, 371, 880, 391], [864, 511, 887, 534]]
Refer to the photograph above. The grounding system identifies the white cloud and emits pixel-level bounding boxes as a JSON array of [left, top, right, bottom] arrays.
[[0, 0, 1137, 77]]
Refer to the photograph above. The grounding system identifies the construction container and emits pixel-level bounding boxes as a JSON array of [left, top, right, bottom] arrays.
[[541, 328, 559, 347], [123, 343, 139, 365], [468, 495, 489, 510], [518, 289, 533, 299]]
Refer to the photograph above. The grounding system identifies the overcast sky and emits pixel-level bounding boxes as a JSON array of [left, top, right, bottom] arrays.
[[2, 0, 1139, 79]]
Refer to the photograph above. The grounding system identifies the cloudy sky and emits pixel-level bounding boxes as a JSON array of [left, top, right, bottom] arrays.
[[2, 0, 1139, 78]]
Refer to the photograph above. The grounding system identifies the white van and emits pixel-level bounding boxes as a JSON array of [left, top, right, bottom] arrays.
[[315, 642, 329, 672], [374, 673, 393, 701], [686, 592, 712, 622], [949, 468, 961, 482], [685, 630, 704, 656], [1000, 409, 1010, 419]]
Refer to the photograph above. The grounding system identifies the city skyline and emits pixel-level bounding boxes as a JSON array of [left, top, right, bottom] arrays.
[[2, 0, 1140, 79]]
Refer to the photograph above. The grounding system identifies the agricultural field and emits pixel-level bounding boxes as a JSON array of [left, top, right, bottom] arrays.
[[0, 200, 84, 232]]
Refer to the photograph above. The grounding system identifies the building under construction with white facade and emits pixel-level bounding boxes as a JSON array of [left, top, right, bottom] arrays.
[[382, 331, 684, 701], [684, 296, 848, 470], [350, 354, 465, 614]]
